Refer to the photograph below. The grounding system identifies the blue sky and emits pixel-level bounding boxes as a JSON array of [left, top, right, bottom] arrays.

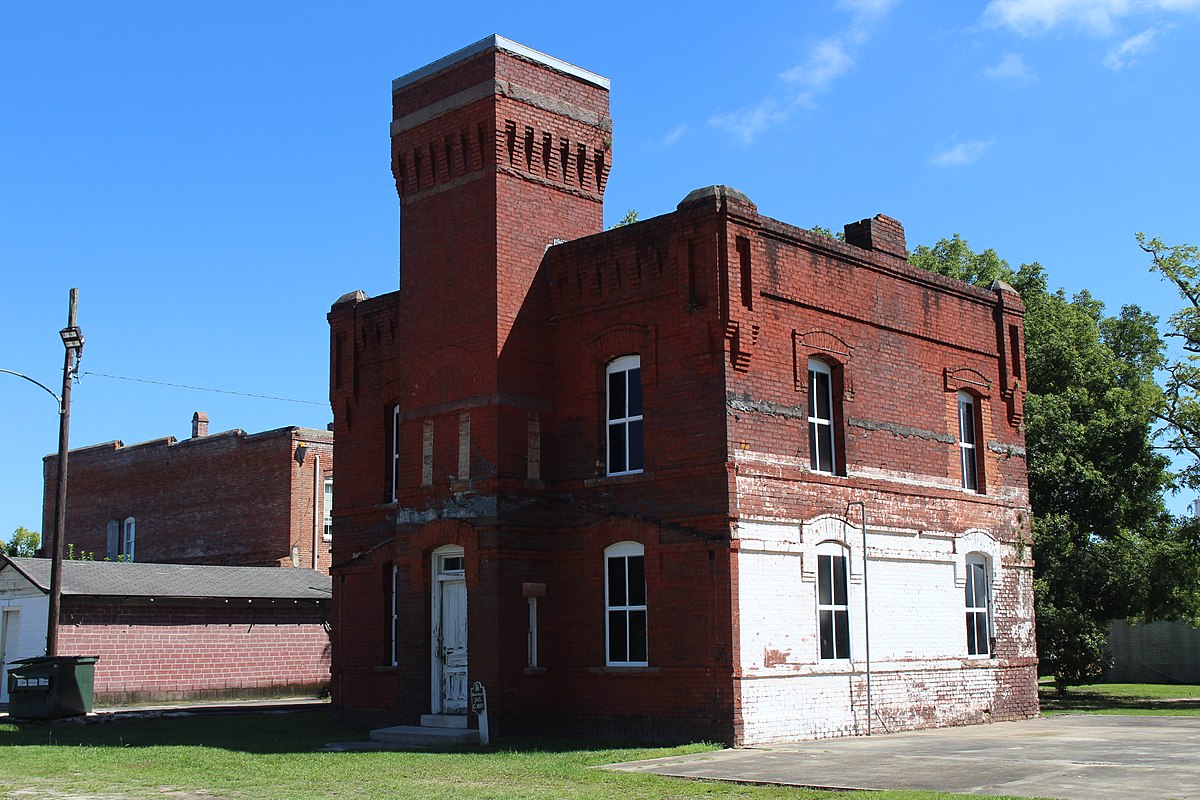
[[3, 0, 1199, 538]]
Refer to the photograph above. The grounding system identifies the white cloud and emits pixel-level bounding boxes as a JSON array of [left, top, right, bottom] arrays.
[[984, 0, 1200, 35], [660, 124, 687, 147], [781, 39, 854, 90], [709, 100, 790, 146], [709, 3, 898, 144], [929, 139, 996, 167], [984, 52, 1037, 79], [1104, 25, 1162, 66], [836, 0, 901, 18]]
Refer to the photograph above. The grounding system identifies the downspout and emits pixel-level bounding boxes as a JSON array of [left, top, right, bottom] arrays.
[[313, 454, 321, 570], [846, 500, 871, 735]]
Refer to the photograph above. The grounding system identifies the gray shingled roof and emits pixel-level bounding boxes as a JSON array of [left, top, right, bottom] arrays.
[[1, 557, 330, 601]]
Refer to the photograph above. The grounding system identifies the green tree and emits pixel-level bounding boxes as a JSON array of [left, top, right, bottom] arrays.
[[3, 527, 40, 557], [1139, 234, 1200, 490], [913, 236, 1183, 691], [810, 225, 846, 242], [610, 209, 639, 228]]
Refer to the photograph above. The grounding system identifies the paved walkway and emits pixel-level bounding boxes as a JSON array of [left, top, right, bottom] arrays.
[[606, 715, 1200, 800]]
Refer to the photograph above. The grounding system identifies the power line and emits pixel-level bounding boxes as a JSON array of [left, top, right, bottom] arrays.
[[82, 371, 327, 406]]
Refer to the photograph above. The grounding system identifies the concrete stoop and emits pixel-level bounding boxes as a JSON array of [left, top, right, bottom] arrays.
[[369, 714, 478, 749]]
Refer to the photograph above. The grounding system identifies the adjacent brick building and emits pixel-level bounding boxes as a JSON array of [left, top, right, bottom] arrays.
[[0, 557, 330, 705], [327, 35, 1038, 745], [46, 414, 333, 574]]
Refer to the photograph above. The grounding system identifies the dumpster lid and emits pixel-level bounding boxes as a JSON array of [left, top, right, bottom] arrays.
[[12, 655, 100, 665]]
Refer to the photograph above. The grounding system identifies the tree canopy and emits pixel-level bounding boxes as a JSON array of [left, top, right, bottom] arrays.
[[1140, 234, 1200, 491], [912, 235, 1190, 690], [3, 527, 40, 558]]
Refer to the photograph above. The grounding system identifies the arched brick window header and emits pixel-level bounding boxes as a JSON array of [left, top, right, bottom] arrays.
[[591, 324, 652, 362], [944, 366, 991, 398], [793, 330, 854, 397], [591, 324, 655, 383]]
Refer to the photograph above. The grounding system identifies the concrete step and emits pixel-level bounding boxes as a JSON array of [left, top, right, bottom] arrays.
[[420, 713, 468, 728], [369, 724, 479, 749]]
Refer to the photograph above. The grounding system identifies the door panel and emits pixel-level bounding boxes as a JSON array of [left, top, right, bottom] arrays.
[[439, 578, 467, 712]]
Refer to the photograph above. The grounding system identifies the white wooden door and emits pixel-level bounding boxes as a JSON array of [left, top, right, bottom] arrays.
[[0, 608, 20, 704], [432, 547, 467, 714]]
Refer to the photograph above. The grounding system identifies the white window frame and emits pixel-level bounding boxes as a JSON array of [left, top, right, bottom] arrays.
[[390, 404, 402, 501], [808, 358, 836, 474], [965, 555, 992, 657], [323, 478, 334, 541], [606, 355, 643, 476], [958, 391, 979, 492], [816, 541, 850, 660], [604, 541, 647, 666], [121, 516, 136, 562]]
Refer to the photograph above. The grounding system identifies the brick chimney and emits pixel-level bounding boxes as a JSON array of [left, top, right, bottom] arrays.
[[844, 214, 907, 259], [191, 411, 209, 438]]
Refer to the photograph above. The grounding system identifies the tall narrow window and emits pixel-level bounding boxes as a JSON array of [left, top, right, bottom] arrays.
[[965, 556, 991, 657], [808, 359, 836, 474], [817, 544, 850, 660], [323, 478, 334, 541], [386, 563, 399, 667], [527, 596, 539, 668], [390, 404, 401, 501], [121, 517, 136, 562], [606, 356, 643, 476], [958, 391, 979, 491], [605, 541, 647, 666], [106, 519, 120, 561]]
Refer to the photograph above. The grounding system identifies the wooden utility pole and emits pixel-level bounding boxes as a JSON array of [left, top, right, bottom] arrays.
[[46, 288, 81, 657]]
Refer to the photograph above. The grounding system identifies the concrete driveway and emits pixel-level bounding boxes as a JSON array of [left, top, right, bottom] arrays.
[[606, 715, 1200, 799]]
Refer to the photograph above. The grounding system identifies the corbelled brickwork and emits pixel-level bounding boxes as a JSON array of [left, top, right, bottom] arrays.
[[328, 36, 1037, 745], [46, 420, 333, 573]]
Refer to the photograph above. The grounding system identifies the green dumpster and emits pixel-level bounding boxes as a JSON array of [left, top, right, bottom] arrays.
[[6, 655, 99, 719]]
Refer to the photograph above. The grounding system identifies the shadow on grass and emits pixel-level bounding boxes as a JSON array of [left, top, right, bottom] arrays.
[[0, 709, 368, 754], [1039, 690, 1200, 713], [0, 708, 708, 759]]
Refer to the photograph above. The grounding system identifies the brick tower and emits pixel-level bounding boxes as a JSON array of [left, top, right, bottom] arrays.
[[388, 35, 611, 491], [326, 38, 614, 720]]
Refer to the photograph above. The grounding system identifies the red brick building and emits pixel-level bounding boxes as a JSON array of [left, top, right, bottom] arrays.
[[0, 557, 330, 706], [47, 413, 333, 574], [327, 36, 1037, 744]]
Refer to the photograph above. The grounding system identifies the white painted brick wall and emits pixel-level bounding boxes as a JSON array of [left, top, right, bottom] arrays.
[[734, 517, 1023, 744]]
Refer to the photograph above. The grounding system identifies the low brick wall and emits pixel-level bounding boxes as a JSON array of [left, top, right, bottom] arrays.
[[58, 598, 330, 705]]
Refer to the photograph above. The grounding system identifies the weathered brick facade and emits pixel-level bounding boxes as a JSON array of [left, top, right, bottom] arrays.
[[328, 36, 1038, 745], [46, 416, 333, 574]]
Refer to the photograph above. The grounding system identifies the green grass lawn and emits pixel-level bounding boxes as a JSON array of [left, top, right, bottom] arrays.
[[1039, 679, 1200, 715], [0, 709, 1018, 800]]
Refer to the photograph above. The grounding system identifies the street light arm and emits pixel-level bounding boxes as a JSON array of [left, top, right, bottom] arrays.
[[0, 368, 63, 411]]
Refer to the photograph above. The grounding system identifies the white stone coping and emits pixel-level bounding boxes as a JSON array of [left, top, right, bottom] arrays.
[[392, 35, 610, 93]]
